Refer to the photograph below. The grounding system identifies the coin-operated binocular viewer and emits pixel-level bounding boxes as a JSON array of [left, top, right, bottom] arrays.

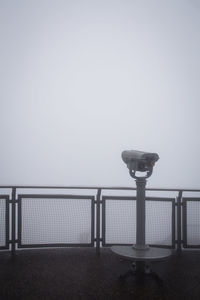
[[122, 150, 159, 250], [111, 150, 171, 284]]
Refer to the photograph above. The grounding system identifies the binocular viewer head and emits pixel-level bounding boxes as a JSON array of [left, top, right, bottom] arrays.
[[122, 150, 159, 178]]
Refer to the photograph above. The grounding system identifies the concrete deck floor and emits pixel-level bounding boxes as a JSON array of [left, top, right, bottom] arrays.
[[0, 248, 200, 300]]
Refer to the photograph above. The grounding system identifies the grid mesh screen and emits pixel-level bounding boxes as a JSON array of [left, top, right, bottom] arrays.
[[0, 199, 6, 247], [186, 201, 200, 245], [20, 198, 92, 245], [104, 200, 136, 244], [104, 199, 173, 246], [146, 201, 172, 245]]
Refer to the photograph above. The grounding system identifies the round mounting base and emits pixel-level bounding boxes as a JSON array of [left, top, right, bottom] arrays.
[[111, 245, 171, 261]]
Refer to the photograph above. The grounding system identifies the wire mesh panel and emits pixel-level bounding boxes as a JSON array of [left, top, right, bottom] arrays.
[[183, 198, 200, 248], [18, 195, 94, 248], [102, 196, 175, 248], [145, 198, 175, 248], [0, 196, 9, 249], [102, 196, 136, 246]]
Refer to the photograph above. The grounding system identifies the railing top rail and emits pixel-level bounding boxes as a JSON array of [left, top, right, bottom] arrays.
[[0, 185, 200, 192]]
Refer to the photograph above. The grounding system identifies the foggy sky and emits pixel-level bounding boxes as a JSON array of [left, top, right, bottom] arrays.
[[0, 0, 200, 188]]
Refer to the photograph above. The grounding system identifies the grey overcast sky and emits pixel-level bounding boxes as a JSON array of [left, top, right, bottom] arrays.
[[0, 0, 200, 188]]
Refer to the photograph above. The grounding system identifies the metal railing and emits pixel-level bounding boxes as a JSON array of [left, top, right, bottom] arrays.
[[0, 185, 200, 256]]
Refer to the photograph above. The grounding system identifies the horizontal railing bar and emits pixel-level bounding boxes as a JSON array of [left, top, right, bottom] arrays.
[[18, 243, 94, 248], [0, 185, 200, 192], [17, 194, 95, 199], [102, 196, 175, 201]]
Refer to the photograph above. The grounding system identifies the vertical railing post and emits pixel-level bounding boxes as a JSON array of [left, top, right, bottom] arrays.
[[96, 189, 101, 256], [11, 187, 16, 257], [177, 190, 183, 255]]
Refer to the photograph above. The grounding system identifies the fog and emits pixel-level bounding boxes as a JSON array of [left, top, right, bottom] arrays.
[[1, 0, 200, 188]]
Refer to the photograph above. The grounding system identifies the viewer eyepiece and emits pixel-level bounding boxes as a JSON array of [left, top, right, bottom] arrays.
[[122, 150, 159, 179]]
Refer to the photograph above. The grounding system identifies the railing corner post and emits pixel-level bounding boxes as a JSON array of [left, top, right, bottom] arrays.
[[177, 190, 183, 256], [11, 187, 16, 257], [96, 188, 101, 256]]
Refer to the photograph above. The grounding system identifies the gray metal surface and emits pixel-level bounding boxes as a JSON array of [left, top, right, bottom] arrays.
[[111, 245, 172, 261]]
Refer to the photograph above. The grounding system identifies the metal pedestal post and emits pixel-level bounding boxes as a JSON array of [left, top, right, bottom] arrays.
[[133, 177, 148, 273], [134, 178, 148, 250], [111, 176, 171, 284]]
